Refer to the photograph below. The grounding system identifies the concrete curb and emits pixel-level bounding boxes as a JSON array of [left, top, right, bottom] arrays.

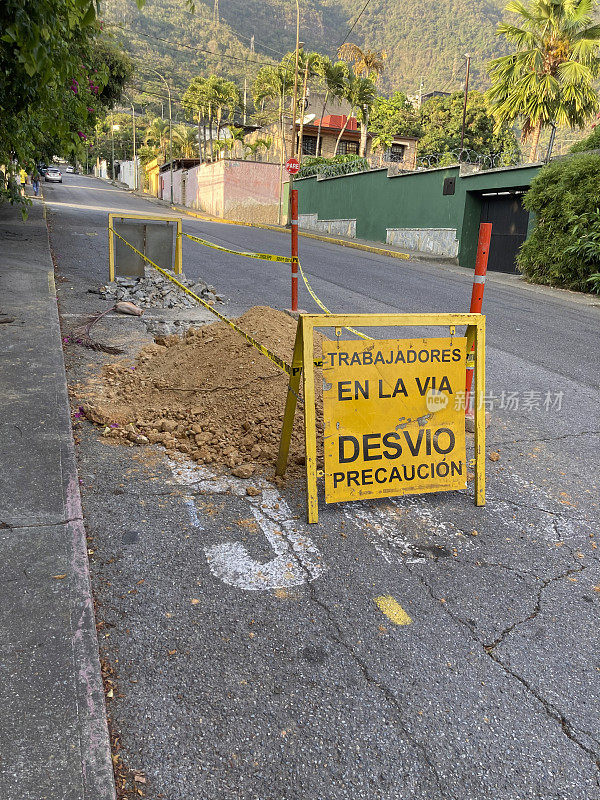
[[42, 199, 117, 800]]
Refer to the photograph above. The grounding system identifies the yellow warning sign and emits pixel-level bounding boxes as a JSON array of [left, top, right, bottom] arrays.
[[322, 337, 467, 503]]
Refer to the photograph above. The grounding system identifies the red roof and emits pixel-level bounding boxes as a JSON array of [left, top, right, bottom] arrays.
[[314, 114, 358, 130]]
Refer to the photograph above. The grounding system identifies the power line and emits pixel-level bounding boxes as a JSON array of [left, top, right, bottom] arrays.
[[107, 22, 275, 67], [336, 0, 376, 49]]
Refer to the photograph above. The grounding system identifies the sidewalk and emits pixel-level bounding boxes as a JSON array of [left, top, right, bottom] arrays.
[[0, 199, 114, 800]]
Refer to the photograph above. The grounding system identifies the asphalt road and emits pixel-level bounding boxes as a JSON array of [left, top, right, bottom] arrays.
[[47, 174, 600, 800]]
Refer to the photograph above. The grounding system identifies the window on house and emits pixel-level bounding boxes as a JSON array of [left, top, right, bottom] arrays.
[[302, 136, 318, 156], [389, 143, 407, 162], [338, 140, 359, 155]]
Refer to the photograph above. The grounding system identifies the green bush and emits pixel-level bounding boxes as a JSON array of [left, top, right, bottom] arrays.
[[569, 125, 600, 153], [518, 153, 600, 292], [298, 154, 368, 178]]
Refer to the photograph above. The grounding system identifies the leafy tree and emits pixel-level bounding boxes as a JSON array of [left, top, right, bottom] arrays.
[[369, 92, 422, 142], [487, 0, 600, 161], [518, 152, 600, 290], [418, 90, 520, 160], [0, 0, 132, 206], [569, 114, 600, 150]]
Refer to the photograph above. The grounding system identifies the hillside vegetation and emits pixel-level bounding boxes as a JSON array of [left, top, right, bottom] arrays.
[[102, 0, 508, 98]]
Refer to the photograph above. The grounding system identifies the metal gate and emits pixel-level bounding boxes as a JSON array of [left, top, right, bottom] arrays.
[[479, 191, 529, 273]]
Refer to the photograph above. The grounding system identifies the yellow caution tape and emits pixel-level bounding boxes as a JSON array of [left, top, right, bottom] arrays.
[[184, 232, 293, 263], [109, 228, 293, 376], [297, 261, 373, 341], [184, 228, 371, 342]]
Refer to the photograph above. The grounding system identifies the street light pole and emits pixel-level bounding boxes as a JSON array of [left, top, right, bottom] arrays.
[[148, 68, 173, 203], [123, 94, 137, 190], [110, 113, 115, 180], [460, 54, 472, 159]]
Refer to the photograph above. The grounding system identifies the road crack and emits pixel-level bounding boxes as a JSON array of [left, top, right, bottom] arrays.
[[408, 564, 600, 772]]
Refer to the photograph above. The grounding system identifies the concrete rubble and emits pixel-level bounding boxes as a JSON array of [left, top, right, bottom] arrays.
[[97, 269, 224, 309]]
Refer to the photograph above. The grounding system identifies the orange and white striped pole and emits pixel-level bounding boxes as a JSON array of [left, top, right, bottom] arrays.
[[465, 222, 492, 414], [291, 188, 299, 311]]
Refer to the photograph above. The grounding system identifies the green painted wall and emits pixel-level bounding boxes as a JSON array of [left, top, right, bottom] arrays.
[[295, 163, 541, 269]]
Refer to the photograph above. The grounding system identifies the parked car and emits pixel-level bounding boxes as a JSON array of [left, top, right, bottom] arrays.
[[45, 167, 62, 183], [66, 165, 74, 173]]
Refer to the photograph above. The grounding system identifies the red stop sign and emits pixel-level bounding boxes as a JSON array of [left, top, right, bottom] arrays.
[[285, 157, 300, 175]]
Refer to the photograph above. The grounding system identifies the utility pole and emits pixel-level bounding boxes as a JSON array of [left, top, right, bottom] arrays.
[[419, 75, 424, 108], [243, 35, 255, 126], [148, 68, 173, 203], [460, 54, 472, 158]]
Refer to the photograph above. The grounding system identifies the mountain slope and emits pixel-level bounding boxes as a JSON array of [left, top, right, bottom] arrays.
[[102, 0, 510, 101]]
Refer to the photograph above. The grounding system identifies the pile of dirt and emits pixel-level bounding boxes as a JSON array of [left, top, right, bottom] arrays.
[[82, 306, 324, 479]]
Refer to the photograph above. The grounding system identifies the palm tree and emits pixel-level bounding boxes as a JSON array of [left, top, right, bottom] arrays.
[[253, 65, 294, 161], [228, 124, 246, 158], [337, 44, 386, 155], [182, 76, 208, 161], [244, 137, 272, 160], [334, 74, 377, 156], [143, 117, 169, 160], [487, 0, 600, 161], [207, 76, 241, 144], [172, 125, 198, 158], [313, 57, 348, 155], [296, 50, 322, 158], [337, 43, 387, 81]]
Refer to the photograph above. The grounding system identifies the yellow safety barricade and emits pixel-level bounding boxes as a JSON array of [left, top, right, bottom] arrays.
[[276, 313, 486, 523]]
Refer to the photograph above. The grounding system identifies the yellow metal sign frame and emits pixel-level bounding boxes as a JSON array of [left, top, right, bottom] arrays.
[[108, 213, 182, 281], [276, 312, 486, 523]]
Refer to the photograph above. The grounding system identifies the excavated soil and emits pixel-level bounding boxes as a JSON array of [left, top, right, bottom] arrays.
[[82, 306, 324, 479]]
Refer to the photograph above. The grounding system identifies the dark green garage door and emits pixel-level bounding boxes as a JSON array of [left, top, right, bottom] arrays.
[[479, 191, 529, 273]]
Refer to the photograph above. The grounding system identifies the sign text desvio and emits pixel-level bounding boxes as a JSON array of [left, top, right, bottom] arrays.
[[322, 337, 467, 503]]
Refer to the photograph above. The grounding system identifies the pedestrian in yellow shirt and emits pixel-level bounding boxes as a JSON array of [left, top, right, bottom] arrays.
[[19, 168, 27, 196]]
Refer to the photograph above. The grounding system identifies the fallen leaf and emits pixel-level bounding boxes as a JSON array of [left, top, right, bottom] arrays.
[[168, 649, 177, 656], [106, 688, 114, 698], [134, 774, 147, 784], [52, 574, 67, 579], [190, 598, 200, 605], [488, 451, 500, 462]]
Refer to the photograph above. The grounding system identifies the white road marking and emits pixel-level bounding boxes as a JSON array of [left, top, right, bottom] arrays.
[[168, 459, 325, 591]]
